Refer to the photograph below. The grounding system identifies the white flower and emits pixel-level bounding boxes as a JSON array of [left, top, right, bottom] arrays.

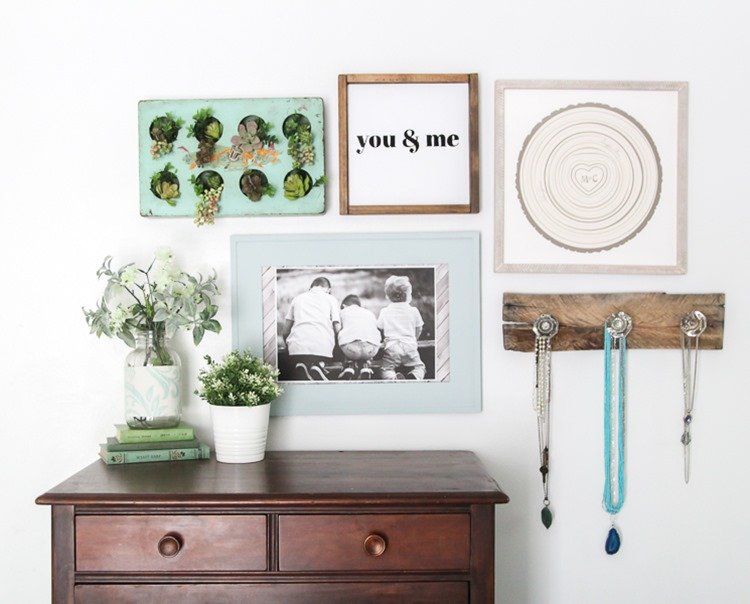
[[109, 305, 128, 332], [184, 281, 195, 297], [120, 265, 138, 286], [154, 247, 174, 264], [153, 267, 175, 292]]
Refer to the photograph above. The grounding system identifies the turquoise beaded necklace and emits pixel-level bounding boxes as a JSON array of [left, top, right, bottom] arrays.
[[603, 312, 631, 555]]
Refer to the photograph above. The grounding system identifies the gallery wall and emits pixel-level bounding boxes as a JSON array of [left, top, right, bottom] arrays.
[[1, 1, 749, 602]]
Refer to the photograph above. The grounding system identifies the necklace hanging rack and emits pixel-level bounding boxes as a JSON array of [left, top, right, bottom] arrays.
[[532, 314, 558, 529], [502, 293, 725, 553], [603, 311, 632, 555], [680, 310, 707, 484]]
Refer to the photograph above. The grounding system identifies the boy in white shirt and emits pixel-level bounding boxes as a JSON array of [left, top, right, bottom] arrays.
[[281, 277, 340, 381], [337, 294, 381, 380], [376, 275, 426, 380]]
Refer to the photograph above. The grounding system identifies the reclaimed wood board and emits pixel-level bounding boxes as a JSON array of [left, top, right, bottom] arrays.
[[502, 292, 725, 352]]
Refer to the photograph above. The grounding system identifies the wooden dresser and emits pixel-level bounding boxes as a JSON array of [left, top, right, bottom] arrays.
[[36, 450, 509, 603]]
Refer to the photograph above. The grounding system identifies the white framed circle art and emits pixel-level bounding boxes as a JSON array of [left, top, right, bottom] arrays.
[[495, 81, 687, 274], [517, 103, 662, 253]]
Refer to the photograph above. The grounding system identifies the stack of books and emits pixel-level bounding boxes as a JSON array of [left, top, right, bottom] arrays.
[[99, 423, 210, 465]]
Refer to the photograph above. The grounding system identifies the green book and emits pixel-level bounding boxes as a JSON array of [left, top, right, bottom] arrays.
[[99, 443, 210, 465], [103, 437, 200, 452], [114, 423, 194, 444]]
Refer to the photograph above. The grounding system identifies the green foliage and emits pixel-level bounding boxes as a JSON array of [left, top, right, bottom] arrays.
[[190, 172, 224, 196], [189, 174, 202, 196], [151, 162, 176, 187], [256, 120, 279, 146], [287, 120, 314, 168], [150, 163, 180, 204], [283, 172, 312, 200], [83, 248, 221, 349], [284, 115, 300, 134], [205, 172, 223, 191], [195, 349, 282, 407], [150, 113, 184, 143], [205, 120, 222, 141], [166, 112, 185, 129], [189, 107, 223, 142], [190, 107, 214, 128]]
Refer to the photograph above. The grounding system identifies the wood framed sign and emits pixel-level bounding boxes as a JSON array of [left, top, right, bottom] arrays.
[[338, 74, 479, 215], [495, 80, 688, 274]]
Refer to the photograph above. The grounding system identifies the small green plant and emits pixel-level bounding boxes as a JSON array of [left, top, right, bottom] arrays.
[[284, 114, 315, 168], [283, 171, 326, 200], [232, 116, 279, 153], [149, 113, 184, 158], [190, 171, 224, 226], [240, 169, 276, 202], [189, 108, 223, 166], [195, 349, 282, 407], [150, 163, 181, 204]]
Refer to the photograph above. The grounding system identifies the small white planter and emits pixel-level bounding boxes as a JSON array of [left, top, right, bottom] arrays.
[[210, 404, 270, 463]]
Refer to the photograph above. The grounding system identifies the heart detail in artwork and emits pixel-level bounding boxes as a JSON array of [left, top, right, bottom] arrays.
[[572, 164, 607, 196]]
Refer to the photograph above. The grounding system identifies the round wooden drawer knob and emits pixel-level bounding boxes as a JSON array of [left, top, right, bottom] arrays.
[[157, 533, 182, 558], [363, 533, 387, 557]]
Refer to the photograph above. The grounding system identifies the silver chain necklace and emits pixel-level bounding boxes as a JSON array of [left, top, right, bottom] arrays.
[[680, 310, 706, 483], [533, 314, 558, 529]]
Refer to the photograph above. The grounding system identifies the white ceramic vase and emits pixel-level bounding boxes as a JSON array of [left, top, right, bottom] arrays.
[[210, 404, 270, 463]]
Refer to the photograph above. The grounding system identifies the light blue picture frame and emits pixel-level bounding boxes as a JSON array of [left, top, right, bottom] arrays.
[[231, 232, 482, 415]]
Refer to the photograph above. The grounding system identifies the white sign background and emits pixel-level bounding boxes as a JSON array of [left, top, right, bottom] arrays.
[[498, 85, 684, 272], [347, 82, 470, 206]]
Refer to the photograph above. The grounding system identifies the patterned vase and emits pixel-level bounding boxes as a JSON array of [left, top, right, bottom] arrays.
[[124, 326, 181, 429]]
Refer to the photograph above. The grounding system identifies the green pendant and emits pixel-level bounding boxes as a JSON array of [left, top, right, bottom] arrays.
[[541, 505, 553, 529]]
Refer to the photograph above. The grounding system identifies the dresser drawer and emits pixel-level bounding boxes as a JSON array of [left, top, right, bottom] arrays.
[[76, 514, 267, 572], [278, 513, 470, 571], [76, 582, 468, 603]]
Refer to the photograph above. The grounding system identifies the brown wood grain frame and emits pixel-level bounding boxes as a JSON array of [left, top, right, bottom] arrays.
[[502, 292, 725, 352], [339, 73, 479, 215]]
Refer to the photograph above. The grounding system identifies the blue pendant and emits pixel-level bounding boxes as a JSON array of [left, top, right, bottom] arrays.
[[605, 527, 621, 555], [541, 505, 553, 529]]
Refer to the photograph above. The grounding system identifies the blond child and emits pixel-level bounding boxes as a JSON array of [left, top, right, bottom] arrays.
[[376, 275, 426, 380]]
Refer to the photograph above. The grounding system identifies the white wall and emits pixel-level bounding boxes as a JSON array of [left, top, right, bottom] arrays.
[[2, 1, 749, 602]]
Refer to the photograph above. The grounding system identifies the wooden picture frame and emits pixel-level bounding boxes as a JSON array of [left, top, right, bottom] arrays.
[[231, 231, 482, 415], [339, 74, 479, 215], [495, 80, 688, 274]]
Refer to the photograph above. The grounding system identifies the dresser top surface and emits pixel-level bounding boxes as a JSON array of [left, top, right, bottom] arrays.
[[36, 450, 509, 506]]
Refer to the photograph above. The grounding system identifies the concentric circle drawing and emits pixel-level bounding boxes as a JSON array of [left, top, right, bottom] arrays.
[[516, 103, 662, 253]]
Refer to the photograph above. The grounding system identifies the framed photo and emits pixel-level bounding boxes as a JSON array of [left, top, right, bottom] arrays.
[[338, 74, 479, 215], [232, 232, 481, 415], [495, 80, 688, 274], [138, 98, 325, 221]]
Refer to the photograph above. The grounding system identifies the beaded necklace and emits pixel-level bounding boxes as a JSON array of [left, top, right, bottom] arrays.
[[602, 312, 631, 555]]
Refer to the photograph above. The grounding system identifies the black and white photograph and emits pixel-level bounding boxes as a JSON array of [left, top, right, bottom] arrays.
[[264, 265, 445, 383], [237, 232, 476, 414]]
